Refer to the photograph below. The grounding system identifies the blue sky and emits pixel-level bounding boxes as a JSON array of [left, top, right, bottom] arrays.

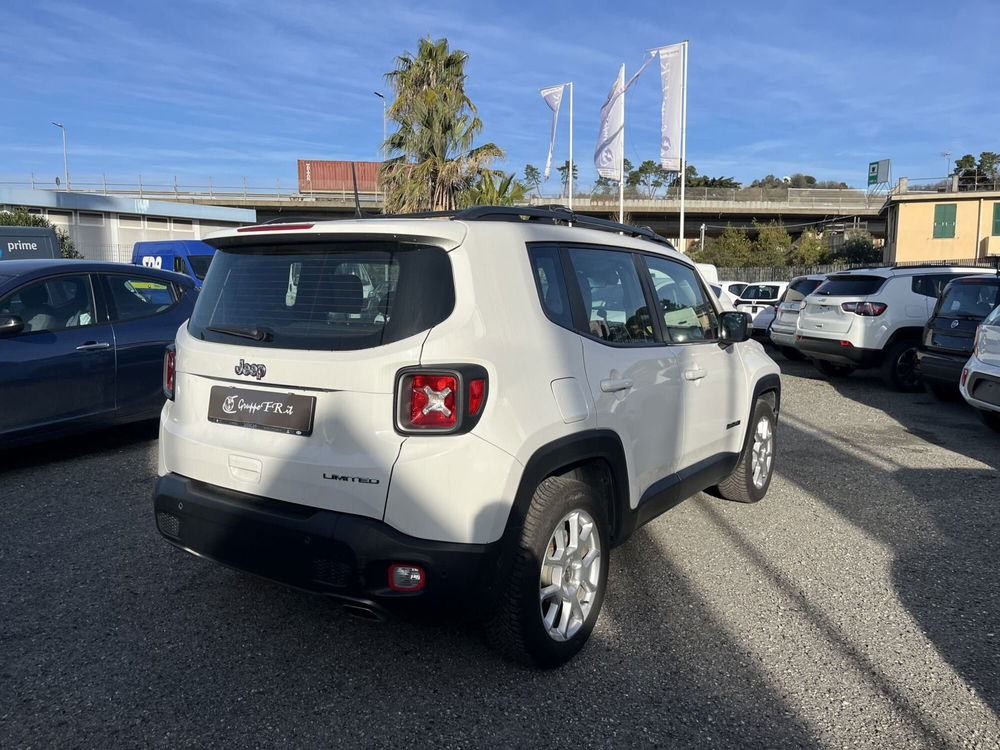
[[1, 0, 996, 192]]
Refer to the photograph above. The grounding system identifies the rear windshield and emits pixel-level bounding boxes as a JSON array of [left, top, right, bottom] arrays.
[[814, 275, 886, 297], [188, 241, 454, 350], [937, 280, 1000, 318], [784, 277, 824, 302], [740, 284, 782, 300], [188, 254, 213, 280]]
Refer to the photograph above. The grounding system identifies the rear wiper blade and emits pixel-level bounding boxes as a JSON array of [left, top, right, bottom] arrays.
[[206, 325, 273, 341]]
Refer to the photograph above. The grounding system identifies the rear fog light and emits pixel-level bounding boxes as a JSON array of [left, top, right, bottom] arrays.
[[389, 564, 425, 591]]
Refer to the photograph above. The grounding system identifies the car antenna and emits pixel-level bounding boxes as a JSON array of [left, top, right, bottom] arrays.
[[351, 161, 366, 218]]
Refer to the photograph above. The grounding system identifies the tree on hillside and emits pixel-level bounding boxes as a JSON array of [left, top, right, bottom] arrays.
[[458, 170, 528, 207], [522, 164, 542, 195], [750, 174, 785, 189], [679, 164, 741, 189], [955, 152, 1000, 189], [752, 220, 792, 266], [0, 207, 81, 258], [591, 158, 634, 197], [556, 160, 578, 198], [791, 230, 830, 265], [379, 37, 504, 212], [814, 180, 850, 189], [627, 160, 670, 197], [690, 226, 753, 267], [834, 230, 880, 264]]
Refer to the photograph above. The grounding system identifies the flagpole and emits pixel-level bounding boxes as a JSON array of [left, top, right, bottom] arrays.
[[679, 40, 688, 251], [619, 66, 625, 223], [568, 82, 574, 211]]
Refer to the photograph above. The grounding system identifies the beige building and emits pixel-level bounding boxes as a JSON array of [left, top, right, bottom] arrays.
[[882, 183, 1000, 263]]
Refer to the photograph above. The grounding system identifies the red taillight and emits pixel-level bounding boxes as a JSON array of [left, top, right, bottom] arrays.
[[839, 340, 854, 347], [407, 374, 458, 429], [468, 378, 486, 415], [843, 301, 887, 316], [236, 223, 314, 232], [163, 347, 176, 400]]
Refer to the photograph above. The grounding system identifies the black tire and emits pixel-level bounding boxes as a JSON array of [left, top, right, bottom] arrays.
[[880, 338, 922, 392], [486, 476, 609, 669], [813, 359, 855, 378], [778, 345, 806, 361], [715, 399, 776, 503], [978, 409, 1000, 433], [924, 380, 957, 401]]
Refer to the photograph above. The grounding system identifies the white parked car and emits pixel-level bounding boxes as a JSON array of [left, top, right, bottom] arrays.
[[960, 303, 1000, 432], [768, 274, 827, 359], [795, 265, 986, 390], [153, 206, 781, 668], [735, 281, 789, 335], [716, 280, 748, 307]]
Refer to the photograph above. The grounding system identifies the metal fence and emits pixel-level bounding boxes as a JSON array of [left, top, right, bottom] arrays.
[[718, 257, 1000, 283]]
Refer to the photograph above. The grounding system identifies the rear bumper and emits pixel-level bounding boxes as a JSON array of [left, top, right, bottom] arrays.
[[795, 335, 881, 367], [962, 366, 1000, 413], [916, 348, 967, 387], [769, 326, 797, 348], [153, 473, 505, 618]]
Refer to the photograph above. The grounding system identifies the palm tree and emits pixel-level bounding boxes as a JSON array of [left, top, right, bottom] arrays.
[[379, 37, 504, 212], [458, 170, 529, 208]]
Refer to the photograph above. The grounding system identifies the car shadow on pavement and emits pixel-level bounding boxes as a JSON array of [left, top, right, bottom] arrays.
[[775, 412, 1000, 722], [0, 419, 159, 474]]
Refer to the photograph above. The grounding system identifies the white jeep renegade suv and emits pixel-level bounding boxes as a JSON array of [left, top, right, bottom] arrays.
[[795, 265, 986, 390], [154, 207, 780, 667]]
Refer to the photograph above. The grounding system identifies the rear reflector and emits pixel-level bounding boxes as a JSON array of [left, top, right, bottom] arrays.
[[236, 223, 314, 232], [468, 378, 486, 415], [839, 340, 854, 347], [388, 564, 425, 591], [961, 368, 969, 386]]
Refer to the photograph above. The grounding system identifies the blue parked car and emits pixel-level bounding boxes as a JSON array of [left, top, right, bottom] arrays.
[[0, 260, 197, 448]]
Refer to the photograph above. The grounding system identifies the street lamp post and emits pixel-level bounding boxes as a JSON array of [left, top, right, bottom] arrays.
[[373, 92, 386, 157], [51, 122, 69, 189]]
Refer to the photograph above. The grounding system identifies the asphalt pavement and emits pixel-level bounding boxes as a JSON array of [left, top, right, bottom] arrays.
[[2, 353, 999, 748]]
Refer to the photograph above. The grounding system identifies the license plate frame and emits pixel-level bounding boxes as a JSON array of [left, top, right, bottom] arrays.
[[207, 386, 316, 436]]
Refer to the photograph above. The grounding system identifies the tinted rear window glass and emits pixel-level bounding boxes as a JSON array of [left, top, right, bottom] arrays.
[[740, 284, 781, 300], [937, 280, 1000, 318], [189, 241, 453, 350], [814, 275, 886, 296], [912, 273, 973, 299]]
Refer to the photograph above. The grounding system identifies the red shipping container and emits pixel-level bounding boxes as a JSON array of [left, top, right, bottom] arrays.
[[298, 160, 382, 193]]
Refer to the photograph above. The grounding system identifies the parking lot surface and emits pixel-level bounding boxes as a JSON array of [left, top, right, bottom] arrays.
[[2, 354, 999, 748]]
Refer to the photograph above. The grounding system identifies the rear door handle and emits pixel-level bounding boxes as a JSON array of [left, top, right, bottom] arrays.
[[683, 368, 707, 381], [76, 341, 111, 351], [600, 378, 633, 393]]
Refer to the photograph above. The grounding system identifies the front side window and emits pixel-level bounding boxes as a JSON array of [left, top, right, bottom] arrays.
[[566, 248, 655, 344], [105, 275, 176, 321], [0, 275, 96, 333], [189, 241, 453, 351], [644, 256, 719, 342]]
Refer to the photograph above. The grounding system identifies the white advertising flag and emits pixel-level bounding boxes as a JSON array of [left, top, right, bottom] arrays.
[[540, 84, 565, 180], [594, 65, 625, 180], [656, 43, 685, 172]]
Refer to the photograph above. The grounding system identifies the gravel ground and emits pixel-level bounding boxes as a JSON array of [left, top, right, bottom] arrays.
[[2, 353, 999, 748]]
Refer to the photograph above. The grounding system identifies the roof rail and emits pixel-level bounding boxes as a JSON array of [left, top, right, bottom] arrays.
[[453, 205, 674, 247], [356, 204, 675, 247]]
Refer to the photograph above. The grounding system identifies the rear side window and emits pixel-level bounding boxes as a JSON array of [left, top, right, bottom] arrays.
[[529, 246, 573, 328], [566, 248, 655, 344], [912, 274, 967, 299], [727, 283, 747, 297], [105, 274, 177, 321], [189, 241, 454, 351], [784, 278, 823, 302], [937, 281, 1000, 318], [815, 275, 886, 297], [188, 255, 212, 280]]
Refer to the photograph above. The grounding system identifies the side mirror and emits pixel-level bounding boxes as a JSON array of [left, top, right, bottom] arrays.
[[0, 314, 25, 337], [719, 310, 752, 344]]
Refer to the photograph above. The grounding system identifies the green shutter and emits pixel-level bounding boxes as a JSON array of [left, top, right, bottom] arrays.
[[933, 203, 956, 239], [993, 202, 1000, 236]]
